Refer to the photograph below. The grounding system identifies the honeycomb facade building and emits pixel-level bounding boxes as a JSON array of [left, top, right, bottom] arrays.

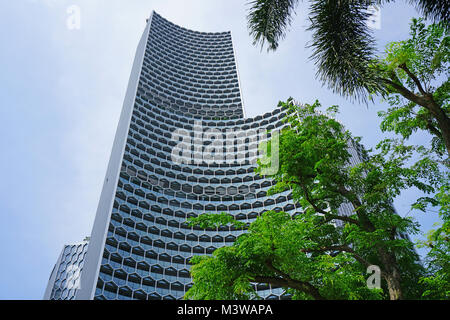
[[47, 12, 364, 300], [44, 239, 89, 300]]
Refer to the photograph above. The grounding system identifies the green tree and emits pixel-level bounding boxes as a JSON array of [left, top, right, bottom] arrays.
[[374, 18, 449, 157], [417, 184, 450, 299], [371, 20, 449, 295], [185, 99, 442, 300]]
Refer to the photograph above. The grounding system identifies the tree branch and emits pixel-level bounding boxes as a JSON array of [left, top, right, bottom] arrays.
[[253, 276, 324, 299], [256, 259, 325, 300], [289, 180, 360, 225], [332, 184, 377, 233], [398, 63, 427, 95], [380, 77, 429, 109], [301, 245, 372, 268]]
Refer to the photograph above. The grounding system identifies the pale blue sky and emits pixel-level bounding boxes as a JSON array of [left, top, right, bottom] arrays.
[[0, 0, 440, 299]]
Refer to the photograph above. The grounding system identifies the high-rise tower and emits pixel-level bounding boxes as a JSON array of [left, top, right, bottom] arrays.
[[46, 12, 363, 300], [76, 11, 296, 300]]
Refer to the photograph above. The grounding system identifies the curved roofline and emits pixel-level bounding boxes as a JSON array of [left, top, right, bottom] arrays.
[[151, 10, 231, 35]]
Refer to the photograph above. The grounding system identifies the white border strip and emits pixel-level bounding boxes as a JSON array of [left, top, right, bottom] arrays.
[[75, 12, 154, 300]]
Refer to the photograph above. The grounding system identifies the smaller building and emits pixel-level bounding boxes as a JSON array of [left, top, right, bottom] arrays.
[[43, 238, 89, 300]]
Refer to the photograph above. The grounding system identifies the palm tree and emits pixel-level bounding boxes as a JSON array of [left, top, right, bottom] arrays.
[[248, 0, 448, 98]]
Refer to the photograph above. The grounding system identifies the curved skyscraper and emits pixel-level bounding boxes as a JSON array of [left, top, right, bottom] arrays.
[[46, 11, 362, 300]]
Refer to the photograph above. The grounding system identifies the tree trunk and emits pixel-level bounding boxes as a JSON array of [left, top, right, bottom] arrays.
[[385, 270, 403, 300], [377, 248, 403, 300], [353, 203, 404, 300], [425, 94, 450, 156]]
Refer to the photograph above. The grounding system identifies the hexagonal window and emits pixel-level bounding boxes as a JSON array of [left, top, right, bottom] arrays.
[[193, 203, 203, 210], [100, 264, 114, 276], [238, 185, 249, 194], [193, 245, 205, 254], [248, 212, 258, 219], [148, 292, 161, 300], [206, 246, 216, 254], [118, 286, 132, 298], [104, 281, 118, 294], [180, 244, 191, 253], [151, 264, 163, 274], [167, 242, 178, 251], [137, 261, 150, 272], [252, 201, 263, 208], [156, 279, 170, 289], [165, 267, 177, 276], [127, 196, 138, 206], [151, 204, 162, 213], [172, 255, 185, 264], [161, 229, 173, 238], [170, 181, 181, 191], [193, 186, 203, 194], [225, 235, 236, 242], [53, 289, 62, 300], [133, 289, 147, 300], [210, 177, 220, 184], [155, 217, 167, 225], [145, 250, 157, 259]]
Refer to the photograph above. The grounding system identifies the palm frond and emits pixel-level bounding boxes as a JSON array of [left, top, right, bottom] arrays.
[[307, 0, 384, 103], [247, 0, 300, 51], [413, 0, 450, 24]]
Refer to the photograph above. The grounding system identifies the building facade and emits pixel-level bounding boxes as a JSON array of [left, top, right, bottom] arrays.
[[44, 239, 89, 300], [46, 12, 364, 300]]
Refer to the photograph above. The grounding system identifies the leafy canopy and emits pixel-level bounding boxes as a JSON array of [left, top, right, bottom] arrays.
[[185, 99, 442, 300], [373, 18, 450, 157]]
